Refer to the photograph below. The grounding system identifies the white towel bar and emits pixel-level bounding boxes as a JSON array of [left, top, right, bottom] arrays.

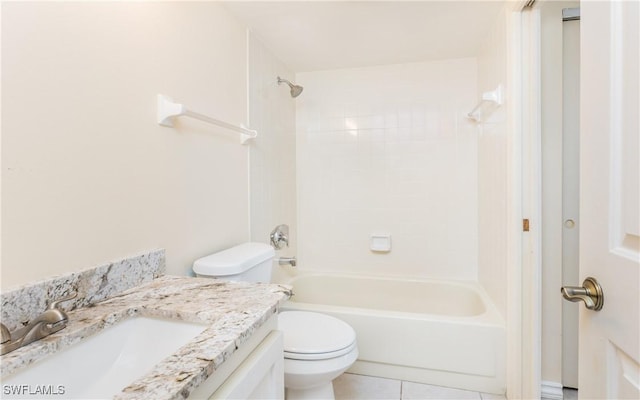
[[157, 94, 257, 145]]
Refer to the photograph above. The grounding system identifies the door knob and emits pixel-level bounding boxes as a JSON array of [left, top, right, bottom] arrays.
[[561, 277, 604, 311]]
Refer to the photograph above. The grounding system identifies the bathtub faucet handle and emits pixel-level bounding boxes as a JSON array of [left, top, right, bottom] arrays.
[[270, 224, 290, 250]]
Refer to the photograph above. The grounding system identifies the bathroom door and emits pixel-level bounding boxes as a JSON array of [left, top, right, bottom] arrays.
[[577, 1, 639, 398]]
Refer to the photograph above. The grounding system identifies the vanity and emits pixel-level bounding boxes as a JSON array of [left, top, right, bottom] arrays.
[[0, 251, 291, 399]]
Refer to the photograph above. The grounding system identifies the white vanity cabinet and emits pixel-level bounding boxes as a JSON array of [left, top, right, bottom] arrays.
[[189, 315, 284, 399]]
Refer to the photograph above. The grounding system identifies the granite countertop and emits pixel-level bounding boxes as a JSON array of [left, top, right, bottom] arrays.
[[0, 275, 292, 399]]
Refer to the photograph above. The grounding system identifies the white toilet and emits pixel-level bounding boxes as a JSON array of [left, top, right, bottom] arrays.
[[193, 242, 358, 400]]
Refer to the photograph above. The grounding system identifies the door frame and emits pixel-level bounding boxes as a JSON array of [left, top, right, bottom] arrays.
[[536, 1, 582, 396], [505, 1, 544, 399]]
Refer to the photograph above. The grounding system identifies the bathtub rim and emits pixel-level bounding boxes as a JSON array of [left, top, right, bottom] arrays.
[[276, 269, 505, 326]]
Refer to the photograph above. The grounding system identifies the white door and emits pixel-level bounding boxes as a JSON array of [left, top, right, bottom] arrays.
[[574, 1, 640, 398]]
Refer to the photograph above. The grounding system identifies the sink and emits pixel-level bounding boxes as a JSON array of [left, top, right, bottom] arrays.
[[1, 317, 207, 399]]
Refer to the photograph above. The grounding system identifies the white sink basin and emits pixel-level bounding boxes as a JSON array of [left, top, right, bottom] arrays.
[[2, 317, 207, 399]]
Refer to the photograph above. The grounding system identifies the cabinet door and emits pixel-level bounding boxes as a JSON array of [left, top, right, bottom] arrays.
[[210, 331, 284, 399]]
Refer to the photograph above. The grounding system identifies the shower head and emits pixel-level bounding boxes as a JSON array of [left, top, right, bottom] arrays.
[[277, 76, 304, 98]]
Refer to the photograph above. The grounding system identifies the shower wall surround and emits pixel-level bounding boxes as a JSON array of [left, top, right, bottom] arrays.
[[477, 8, 509, 318], [248, 35, 298, 256], [296, 59, 478, 280]]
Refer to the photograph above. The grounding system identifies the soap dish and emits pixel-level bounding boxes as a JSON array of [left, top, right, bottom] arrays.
[[370, 234, 391, 252]]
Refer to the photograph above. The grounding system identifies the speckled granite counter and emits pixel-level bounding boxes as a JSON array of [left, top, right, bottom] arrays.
[[1, 275, 292, 399]]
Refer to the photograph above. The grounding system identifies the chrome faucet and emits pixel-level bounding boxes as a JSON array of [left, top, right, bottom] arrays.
[[270, 224, 290, 250], [1, 293, 77, 355], [278, 257, 297, 267]]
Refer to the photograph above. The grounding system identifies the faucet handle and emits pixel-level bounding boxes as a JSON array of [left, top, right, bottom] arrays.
[[1, 323, 10, 344], [47, 293, 77, 311], [270, 224, 290, 250]]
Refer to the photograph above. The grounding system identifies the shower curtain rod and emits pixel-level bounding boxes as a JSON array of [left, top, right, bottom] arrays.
[[157, 94, 257, 145]]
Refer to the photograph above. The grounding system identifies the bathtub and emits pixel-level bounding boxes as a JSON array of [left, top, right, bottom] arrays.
[[279, 272, 506, 394]]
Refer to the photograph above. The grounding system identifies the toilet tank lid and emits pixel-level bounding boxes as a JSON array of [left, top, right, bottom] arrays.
[[193, 242, 275, 277]]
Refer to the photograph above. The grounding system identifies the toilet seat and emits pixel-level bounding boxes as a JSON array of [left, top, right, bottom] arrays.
[[279, 311, 356, 361], [284, 340, 357, 360]]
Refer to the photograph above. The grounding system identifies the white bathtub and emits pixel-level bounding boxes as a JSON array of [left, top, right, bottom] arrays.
[[279, 272, 506, 394]]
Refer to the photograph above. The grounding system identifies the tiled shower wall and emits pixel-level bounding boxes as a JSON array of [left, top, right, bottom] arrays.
[[248, 34, 297, 257], [296, 59, 479, 280], [477, 8, 509, 318]]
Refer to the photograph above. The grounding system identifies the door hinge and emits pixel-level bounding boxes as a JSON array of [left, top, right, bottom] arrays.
[[523, 219, 530, 232]]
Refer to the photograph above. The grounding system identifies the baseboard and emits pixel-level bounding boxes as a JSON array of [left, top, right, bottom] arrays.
[[541, 381, 564, 400]]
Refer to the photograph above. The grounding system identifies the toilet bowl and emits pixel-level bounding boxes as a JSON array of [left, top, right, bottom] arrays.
[[279, 311, 358, 400], [193, 243, 358, 400]]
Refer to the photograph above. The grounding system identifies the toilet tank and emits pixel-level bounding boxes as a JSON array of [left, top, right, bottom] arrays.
[[193, 242, 275, 283]]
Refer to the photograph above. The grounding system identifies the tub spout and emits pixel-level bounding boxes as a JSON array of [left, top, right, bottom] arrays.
[[278, 257, 297, 267]]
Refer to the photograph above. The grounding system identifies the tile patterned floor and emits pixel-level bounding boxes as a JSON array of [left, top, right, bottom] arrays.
[[333, 373, 507, 400]]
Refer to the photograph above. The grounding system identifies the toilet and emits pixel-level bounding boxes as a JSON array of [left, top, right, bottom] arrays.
[[193, 242, 358, 400]]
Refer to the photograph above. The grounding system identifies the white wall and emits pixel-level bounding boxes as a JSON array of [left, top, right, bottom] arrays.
[[248, 34, 297, 257], [296, 59, 478, 280], [1, 2, 251, 289], [476, 7, 510, 319]]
